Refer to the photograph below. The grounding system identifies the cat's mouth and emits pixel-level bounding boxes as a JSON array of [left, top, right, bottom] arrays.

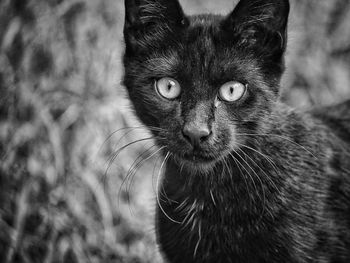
[[173, 151, 223, 172]]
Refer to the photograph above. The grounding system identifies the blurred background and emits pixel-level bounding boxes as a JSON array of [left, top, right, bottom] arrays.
[[0, 0, 349, 262]]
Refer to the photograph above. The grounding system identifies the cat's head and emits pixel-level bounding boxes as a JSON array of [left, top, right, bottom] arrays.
[[123, 0, 290, 173]]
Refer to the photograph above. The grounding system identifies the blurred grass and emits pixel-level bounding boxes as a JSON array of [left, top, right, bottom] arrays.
[[0, 0, 350, 262]]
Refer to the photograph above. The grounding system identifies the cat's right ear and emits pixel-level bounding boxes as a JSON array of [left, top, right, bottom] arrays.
[[124, 0, 187, 53]]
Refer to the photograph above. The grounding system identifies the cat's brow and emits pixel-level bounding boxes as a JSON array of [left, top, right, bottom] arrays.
[[145, 52, 179, 74]]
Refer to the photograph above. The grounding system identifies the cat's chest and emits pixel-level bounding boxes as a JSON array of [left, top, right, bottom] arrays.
[[156, 189, 290, 263], [156, 160, 301, 262], [173, 195, 254, 246]]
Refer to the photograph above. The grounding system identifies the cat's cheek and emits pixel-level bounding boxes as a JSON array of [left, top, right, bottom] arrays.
[[216, 104, 250, 151], [213, 105, 238, 150], [228, 124, 244, 151], [151, 99, 182, 132]]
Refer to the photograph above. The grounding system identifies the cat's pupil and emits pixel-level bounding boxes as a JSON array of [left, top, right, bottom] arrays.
[[167, 81, 174, 91], [230, 86, 234, 94]]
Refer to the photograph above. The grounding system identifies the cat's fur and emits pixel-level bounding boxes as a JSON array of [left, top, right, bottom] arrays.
[[123, 0, 350, 262]]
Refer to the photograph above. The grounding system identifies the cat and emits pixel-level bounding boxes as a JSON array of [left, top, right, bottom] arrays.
[[122, 0, 350, 262]]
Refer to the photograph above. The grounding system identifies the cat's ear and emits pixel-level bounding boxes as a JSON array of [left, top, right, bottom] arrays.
[[222, 0, 290, 59], [124, 0, 187, 53]]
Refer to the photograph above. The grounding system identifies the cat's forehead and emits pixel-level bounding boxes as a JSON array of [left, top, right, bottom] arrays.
[[186, 14, 222, 44], [144, 15, 224, 76], [144, 14, 258, 81]]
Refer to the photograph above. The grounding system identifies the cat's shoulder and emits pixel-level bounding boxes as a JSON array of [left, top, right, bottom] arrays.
[[308, 99, 350, 143]]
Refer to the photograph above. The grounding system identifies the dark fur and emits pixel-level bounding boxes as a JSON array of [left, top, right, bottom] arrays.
[[123, 0, 350, 262]]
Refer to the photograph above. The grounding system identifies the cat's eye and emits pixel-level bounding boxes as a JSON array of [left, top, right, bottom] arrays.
[[218, 81, 247, 103], [155, 77, 181, 100]]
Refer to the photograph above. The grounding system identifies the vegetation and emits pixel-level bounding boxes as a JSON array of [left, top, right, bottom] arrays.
[[0, 0, 349, 262]]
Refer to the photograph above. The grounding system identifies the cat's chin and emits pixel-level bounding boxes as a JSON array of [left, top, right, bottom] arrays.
[[172, 154, 222, 175]]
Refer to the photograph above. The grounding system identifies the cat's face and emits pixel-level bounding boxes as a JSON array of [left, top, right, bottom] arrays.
[[123, 0, 289, 172]]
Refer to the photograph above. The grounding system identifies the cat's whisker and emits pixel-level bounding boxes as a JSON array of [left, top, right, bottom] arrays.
[[111, 128, 152, 163], [174, 197, 190, 212], [234, 142, 279, 176], [181, 199, 198, 228], [117, 143, 153, 208], [233, 149, 265, 207], [156, 152, 181, 224], [179, 162, 185, 175], [236, 148, 280, 221], [151, 153, 162, 199], [120, 145, 166, 214], [193, 220, 202, 258], [105, 137, 152, 176], [239, 149, 282, 197], [103, 137, 156, 188], [156, 155, 178, 204], [236, 148, 267, 220], [229, 152, 258, 205], [110, 135, 166, 167], [209, 190, 217, 207], [227, 153, 253, 206], [121, 144, 157, 216], [104, 130, 156, 171], [222, 157, 233, 182], [236, 142, 280, 197], [99, 125, 166, 154], [235, 133, 318, 160]]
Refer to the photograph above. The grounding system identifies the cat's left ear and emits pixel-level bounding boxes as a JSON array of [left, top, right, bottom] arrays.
[[222, 0, 290, 60], [124, 0, 187, 53]]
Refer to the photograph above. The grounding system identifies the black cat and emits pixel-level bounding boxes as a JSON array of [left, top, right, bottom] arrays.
[[123, 0, 350, 262]]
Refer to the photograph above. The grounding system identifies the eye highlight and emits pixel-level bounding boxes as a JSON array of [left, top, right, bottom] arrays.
[[218, 81, 247, 103], [155, 77, 181, 100]]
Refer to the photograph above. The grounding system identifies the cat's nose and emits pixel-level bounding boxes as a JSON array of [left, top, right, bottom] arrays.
[[182, 123, 212, 146]]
